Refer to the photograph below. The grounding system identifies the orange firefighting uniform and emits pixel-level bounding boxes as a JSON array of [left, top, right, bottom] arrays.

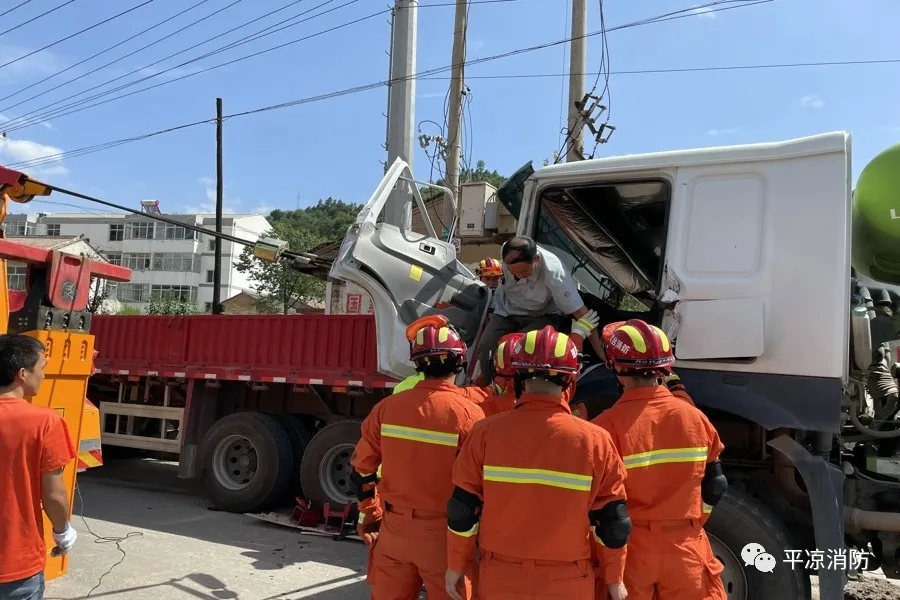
[[448, 392, 628, 599], [591, 385, 727, 600], [351, 379, 485, 600]]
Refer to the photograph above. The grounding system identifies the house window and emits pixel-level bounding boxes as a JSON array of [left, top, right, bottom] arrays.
[[150, 285, 197, 303], [7, 265, 26, 290], [117, 283, 150, 303], [10, 222, 35, 236], [122, 253, 151, 271], [125, 221, 154, 240], [155, 223, 196, 240], [152, 252, 199, 272], [105, 252, 122, 266], [109, 224, 124, 241], [208, 237, 216, 251], [206, 270, 215, 283], [46, 224, 61, 236], [204, 302, 213, 313]]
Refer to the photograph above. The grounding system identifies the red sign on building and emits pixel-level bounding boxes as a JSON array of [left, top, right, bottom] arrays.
[[346, 293, 362, 314]]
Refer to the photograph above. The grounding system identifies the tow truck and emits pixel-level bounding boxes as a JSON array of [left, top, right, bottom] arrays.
[[0, 164, 132, 581]]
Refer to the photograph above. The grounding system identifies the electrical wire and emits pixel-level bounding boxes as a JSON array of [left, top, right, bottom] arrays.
[[1, 0, 524, 134], [0, 0, 77, 38], [74, 484, 143, 598], [0, 0, 37, 19], [0, 1, 157, 72], [0, 0, 246, 115], [0, 0, 214, 106], [11, 51, 893, 171], [0, 0, 350, 131]]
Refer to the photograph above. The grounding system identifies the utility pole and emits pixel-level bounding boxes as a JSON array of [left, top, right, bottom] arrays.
[[383, 0, 418, 229], [212, 97, 224, 315], [442, 0, 467, 240], [566, 0, 587, 162]]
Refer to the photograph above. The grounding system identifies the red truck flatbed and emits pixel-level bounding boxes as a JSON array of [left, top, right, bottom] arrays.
[[90, 314, 396, 389]]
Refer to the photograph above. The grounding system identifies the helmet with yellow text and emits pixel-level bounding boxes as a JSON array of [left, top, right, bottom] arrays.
[[406, 314, 467, 373]]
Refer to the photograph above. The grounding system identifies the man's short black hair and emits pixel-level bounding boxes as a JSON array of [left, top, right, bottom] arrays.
[[0, 335, 45, 386], [501, 236, 538, 265]]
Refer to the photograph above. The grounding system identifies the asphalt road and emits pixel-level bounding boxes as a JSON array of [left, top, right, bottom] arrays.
[[45, 459, 370, 600]]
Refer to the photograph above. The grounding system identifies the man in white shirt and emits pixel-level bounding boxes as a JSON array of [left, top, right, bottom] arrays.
[[476, 236, 603, 383]]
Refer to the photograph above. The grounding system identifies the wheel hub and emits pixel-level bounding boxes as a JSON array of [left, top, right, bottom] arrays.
[[212, 434, 258, 491], [708, 532, 749, 600], [318, 443, 357, 504]]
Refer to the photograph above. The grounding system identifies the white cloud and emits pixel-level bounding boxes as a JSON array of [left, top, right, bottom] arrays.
[[799, 94, 825, 109], [181, 176, 239, 214], [0, 136, 68, 177], [690, 6, 717, 18], [707, 127, 741, 136], [0, 113, 52, 131], [253, 204, 274, 215]]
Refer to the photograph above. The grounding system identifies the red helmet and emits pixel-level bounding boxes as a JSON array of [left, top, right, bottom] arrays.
[[477, 257, 502, 278], [510, 325, 581, 385], [491, 332, 524, 379], [408, 317, 467, 365], [599, 320, 627, 367], [604, 319, 674, 374]]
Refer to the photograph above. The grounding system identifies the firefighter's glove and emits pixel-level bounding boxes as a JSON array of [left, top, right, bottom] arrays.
[[664, 372, 686, 394], [52, 522, 77, 555], [357, 506, 383, 546], [571, 309, 600, 340]]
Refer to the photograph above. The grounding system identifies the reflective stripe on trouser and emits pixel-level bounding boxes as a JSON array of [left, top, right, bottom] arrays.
[[478, 551, 593, 599], [380, 423, 459, 447], [621, 522, 727, 600], [370, 507, 472, 600]]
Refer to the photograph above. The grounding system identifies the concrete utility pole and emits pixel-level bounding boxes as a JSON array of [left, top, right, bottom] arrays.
[[566, 0, 587, 162], [383, 0, 418, 229], [442, 0, 468, 239], [213, 97, 224, 315]]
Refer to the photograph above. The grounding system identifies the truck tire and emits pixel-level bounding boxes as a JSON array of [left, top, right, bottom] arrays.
[[299, 420, 362, 506], [200, 412, 294, 513], [705, 488, 812, 600], [269, 413, 314, 498]]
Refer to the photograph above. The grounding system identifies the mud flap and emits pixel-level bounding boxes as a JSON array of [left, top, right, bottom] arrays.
[[768, 434, 846, 600]]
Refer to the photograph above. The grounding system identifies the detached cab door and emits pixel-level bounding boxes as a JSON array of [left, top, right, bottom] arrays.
[[330, 158, 491, 380]]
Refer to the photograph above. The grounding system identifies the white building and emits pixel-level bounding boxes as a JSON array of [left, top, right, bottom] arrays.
[[4, 211, 272, 313]]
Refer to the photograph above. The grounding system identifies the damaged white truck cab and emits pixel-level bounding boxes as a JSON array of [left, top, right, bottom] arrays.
[[332, 131, 899, 600]]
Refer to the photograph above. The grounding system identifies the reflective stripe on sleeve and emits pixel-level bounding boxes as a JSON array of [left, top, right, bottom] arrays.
[[702, 502, 713, 514], [483, 465, 592, 492], [380, 423, 459, 447], [621, 446, 708, 469], [449, 523, 479, 538]]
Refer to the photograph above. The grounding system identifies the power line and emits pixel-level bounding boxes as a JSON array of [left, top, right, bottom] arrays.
[[0, 0, 359, 132], [0, 0, 76, 37], [14, 51, 890, 171], [0, 1, 157, 71], [0, 0, 519, 134], [0, 0, 214, 106], [0, 0, 37, 19], [0, 0, 246, 114]]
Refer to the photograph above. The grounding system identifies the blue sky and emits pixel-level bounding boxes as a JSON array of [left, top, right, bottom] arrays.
[[0, 0, 897, 218]]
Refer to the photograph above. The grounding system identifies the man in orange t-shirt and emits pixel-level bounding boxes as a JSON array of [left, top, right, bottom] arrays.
[[0, 334, 77, 600]]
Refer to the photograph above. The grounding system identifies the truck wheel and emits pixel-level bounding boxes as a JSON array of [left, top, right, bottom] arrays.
[[269, 413, 313, 498], [299, 420, 361, 506], [705, 489, 812, 600], [200, 412, 294, 513]]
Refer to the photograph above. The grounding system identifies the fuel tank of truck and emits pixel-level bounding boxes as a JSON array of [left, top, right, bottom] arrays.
[[853, 142, 900, 285]]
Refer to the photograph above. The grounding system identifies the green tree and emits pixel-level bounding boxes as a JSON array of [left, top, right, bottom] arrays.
[[146, 294, 196, 315], [237, 198, 362, 312], [116, 304, 142, 315]]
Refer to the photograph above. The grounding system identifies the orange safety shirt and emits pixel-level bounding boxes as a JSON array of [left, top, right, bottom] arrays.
[[448, 392, 627, 572], [591, 386, 724, 576], [351, 379, 485, 513], [0, 397, 76, 584]]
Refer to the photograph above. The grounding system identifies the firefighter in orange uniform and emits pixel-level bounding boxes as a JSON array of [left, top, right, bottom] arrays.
[[591, 319, 728, 600], [445, 325, 631, 600], [475, 257, 503, 290], [459, 332, 524, 416], [350, 317, 485, 600]]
